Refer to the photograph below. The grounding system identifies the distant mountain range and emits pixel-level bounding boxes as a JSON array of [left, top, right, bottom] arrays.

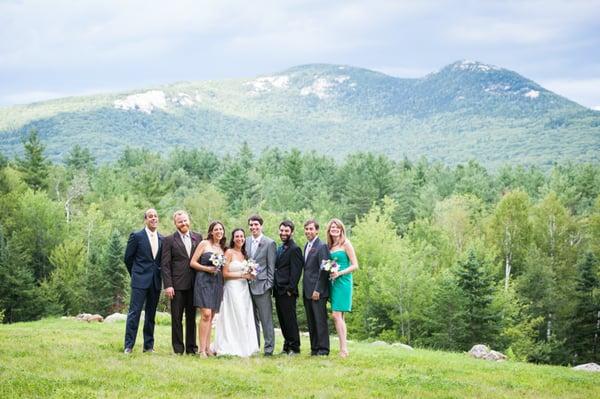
[[0, 60, 598, 168]]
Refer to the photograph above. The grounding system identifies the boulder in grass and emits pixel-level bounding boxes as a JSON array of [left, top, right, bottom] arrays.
[[75, 313, 104, 322], [572, 363, 600, 372], [105, 313, 127, 323], [370, 340, 389, 347], [392, 343, 414, 350], [468, 344, 507, 361]]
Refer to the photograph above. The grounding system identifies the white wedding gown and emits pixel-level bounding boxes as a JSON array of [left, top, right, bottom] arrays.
[[213, 260, 259, 357]]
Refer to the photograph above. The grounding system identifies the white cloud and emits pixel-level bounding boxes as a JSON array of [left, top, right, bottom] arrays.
[[541, 78, 600, 109]]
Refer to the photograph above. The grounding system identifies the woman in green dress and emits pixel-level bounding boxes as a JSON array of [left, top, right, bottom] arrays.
[[326, 219, 359, 358]]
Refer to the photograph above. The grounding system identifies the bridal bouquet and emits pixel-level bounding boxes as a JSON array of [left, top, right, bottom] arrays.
[[320, 259, 339, 279], [242, 258, 261, 276], [209, 253, 226, 272]]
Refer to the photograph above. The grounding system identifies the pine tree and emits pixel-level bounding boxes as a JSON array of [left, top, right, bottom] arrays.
[[104, 230, 128, 313], [0, 227, 43, 322], [17, 129, 49, 191], [65, 144, 95, 173], [455, 249, 498, 348], [421, 271, 468, 350], [570, 251, 599, 364]]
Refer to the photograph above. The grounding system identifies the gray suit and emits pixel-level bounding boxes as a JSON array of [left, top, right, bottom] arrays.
[[246, 235, 276, 354]]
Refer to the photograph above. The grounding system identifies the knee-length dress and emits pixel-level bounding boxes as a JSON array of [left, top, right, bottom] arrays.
[[193, 251, 224, 311], [329, 250, 353, 312]]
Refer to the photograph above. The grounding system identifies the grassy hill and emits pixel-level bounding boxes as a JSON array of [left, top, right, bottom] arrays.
[[0, 318, 598, 398], [0, 60, 599, 168]]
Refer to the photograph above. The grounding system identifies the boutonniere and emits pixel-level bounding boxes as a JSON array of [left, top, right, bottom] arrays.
[[191, 235, 197, 242]]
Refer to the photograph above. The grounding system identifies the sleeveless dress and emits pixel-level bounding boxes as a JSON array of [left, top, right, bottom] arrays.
[[212, 260, 259, 357], [329, 250, 353, 312], [193, 251, 224, 311]]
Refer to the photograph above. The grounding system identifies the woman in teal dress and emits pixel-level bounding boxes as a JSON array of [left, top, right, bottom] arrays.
[[327, 218, 359, 358]]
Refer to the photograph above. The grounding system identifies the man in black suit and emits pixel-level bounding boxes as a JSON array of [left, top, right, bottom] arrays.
[[303, 219, 330, 356], [273, 220, 303, 355], [161, 210, 201, 355], [123, 208, 163, 354]]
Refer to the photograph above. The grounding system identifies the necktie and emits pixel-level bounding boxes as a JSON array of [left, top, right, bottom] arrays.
[[150, 232, 158, 259], [183, 234, 191, 257], [305, 241, 312, 261], [251, 239, 259, 258]]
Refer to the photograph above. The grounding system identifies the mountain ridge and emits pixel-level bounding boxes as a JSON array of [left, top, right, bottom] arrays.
[[0, 60, 598, 167]]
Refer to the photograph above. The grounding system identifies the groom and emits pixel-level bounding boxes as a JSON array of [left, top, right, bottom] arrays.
[[246, 214, 277, 356]]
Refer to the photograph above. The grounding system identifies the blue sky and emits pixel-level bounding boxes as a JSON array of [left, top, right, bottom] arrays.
[[1, 0, 599, 109]]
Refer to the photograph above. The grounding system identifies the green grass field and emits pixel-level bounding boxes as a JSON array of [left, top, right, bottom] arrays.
[[0, 318, 598, 398]]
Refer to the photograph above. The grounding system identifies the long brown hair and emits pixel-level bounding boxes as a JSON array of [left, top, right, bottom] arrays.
[[326, 218, 347, 249], [229, 228, 248, 258], [207, 221, 227, 252]]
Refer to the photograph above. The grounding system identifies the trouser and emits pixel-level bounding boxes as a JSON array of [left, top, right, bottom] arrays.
[[275, 293, 300, 353], [304, 296, 330, 355], [124, 286, 160, 350], [170, 288, 197, 354]]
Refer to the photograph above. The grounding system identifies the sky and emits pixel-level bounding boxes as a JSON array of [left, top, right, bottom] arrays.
[[1, 0, 599, 110]]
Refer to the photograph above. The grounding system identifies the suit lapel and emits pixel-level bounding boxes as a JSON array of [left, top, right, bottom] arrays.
[[173, 232, 187, 257], [142, 229, 153, 258], [306, 238, 320, 261]]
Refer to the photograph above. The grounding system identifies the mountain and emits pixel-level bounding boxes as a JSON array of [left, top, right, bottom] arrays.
[[0, 60, 598, 168]]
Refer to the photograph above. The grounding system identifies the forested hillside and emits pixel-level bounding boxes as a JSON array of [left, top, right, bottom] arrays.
[[0, 61, 598, 167], [1, 132, 599, 366]]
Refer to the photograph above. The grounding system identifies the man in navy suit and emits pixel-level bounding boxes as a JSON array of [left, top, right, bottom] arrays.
[[123, 208, 163, 354]]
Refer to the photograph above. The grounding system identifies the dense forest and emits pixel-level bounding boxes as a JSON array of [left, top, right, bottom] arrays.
[[1, 130, 599, 366]]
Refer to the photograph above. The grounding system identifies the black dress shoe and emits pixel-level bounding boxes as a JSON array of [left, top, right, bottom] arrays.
[[124, 348, 133, 354], [263, 352, 273, 357]]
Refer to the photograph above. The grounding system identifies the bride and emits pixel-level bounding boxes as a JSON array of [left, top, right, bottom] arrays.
[[213, 228, 259, 357]]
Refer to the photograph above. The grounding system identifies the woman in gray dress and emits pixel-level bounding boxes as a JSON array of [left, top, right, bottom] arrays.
[[190, 221, 226, 356]]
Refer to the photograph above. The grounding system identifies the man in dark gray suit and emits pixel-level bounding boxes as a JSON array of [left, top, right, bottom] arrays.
[[246, 214, 277, 356], [303, 219, 330, 356], [123, 208, 163, 354], [161, 210, 201, 355]]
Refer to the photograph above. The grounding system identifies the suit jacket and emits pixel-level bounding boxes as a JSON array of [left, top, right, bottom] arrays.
[[124, 228, 164, 291], [273, 239, 303, 297], [161, 230, 202, 291], [245, 235, 276, 296], [302, 237, 330, 299]]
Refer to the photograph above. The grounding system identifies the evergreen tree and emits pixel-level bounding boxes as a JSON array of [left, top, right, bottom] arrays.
[[104, 230, 128, 313], [455, 249, 499, 348], [420, 270, 468, 350], [570, 251, 599, 364], [0, 227, 44, 322], [17, 129, 49, 191], [65, 144, 95, 173], [217, 161, 257, 212]]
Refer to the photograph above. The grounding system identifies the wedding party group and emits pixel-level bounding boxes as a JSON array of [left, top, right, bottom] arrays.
[[123, 209, 359, 358]]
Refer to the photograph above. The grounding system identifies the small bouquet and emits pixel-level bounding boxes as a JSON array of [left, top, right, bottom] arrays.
[[242, 258, 261, 276], [209, 253, 226, 272], [320, 259, 339, 279]]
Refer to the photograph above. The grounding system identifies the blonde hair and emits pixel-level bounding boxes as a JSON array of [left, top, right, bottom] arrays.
[[326, 218, 347, 249]]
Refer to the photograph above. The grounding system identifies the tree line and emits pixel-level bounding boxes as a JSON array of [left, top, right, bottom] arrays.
[[0, 130, 599, 365]]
